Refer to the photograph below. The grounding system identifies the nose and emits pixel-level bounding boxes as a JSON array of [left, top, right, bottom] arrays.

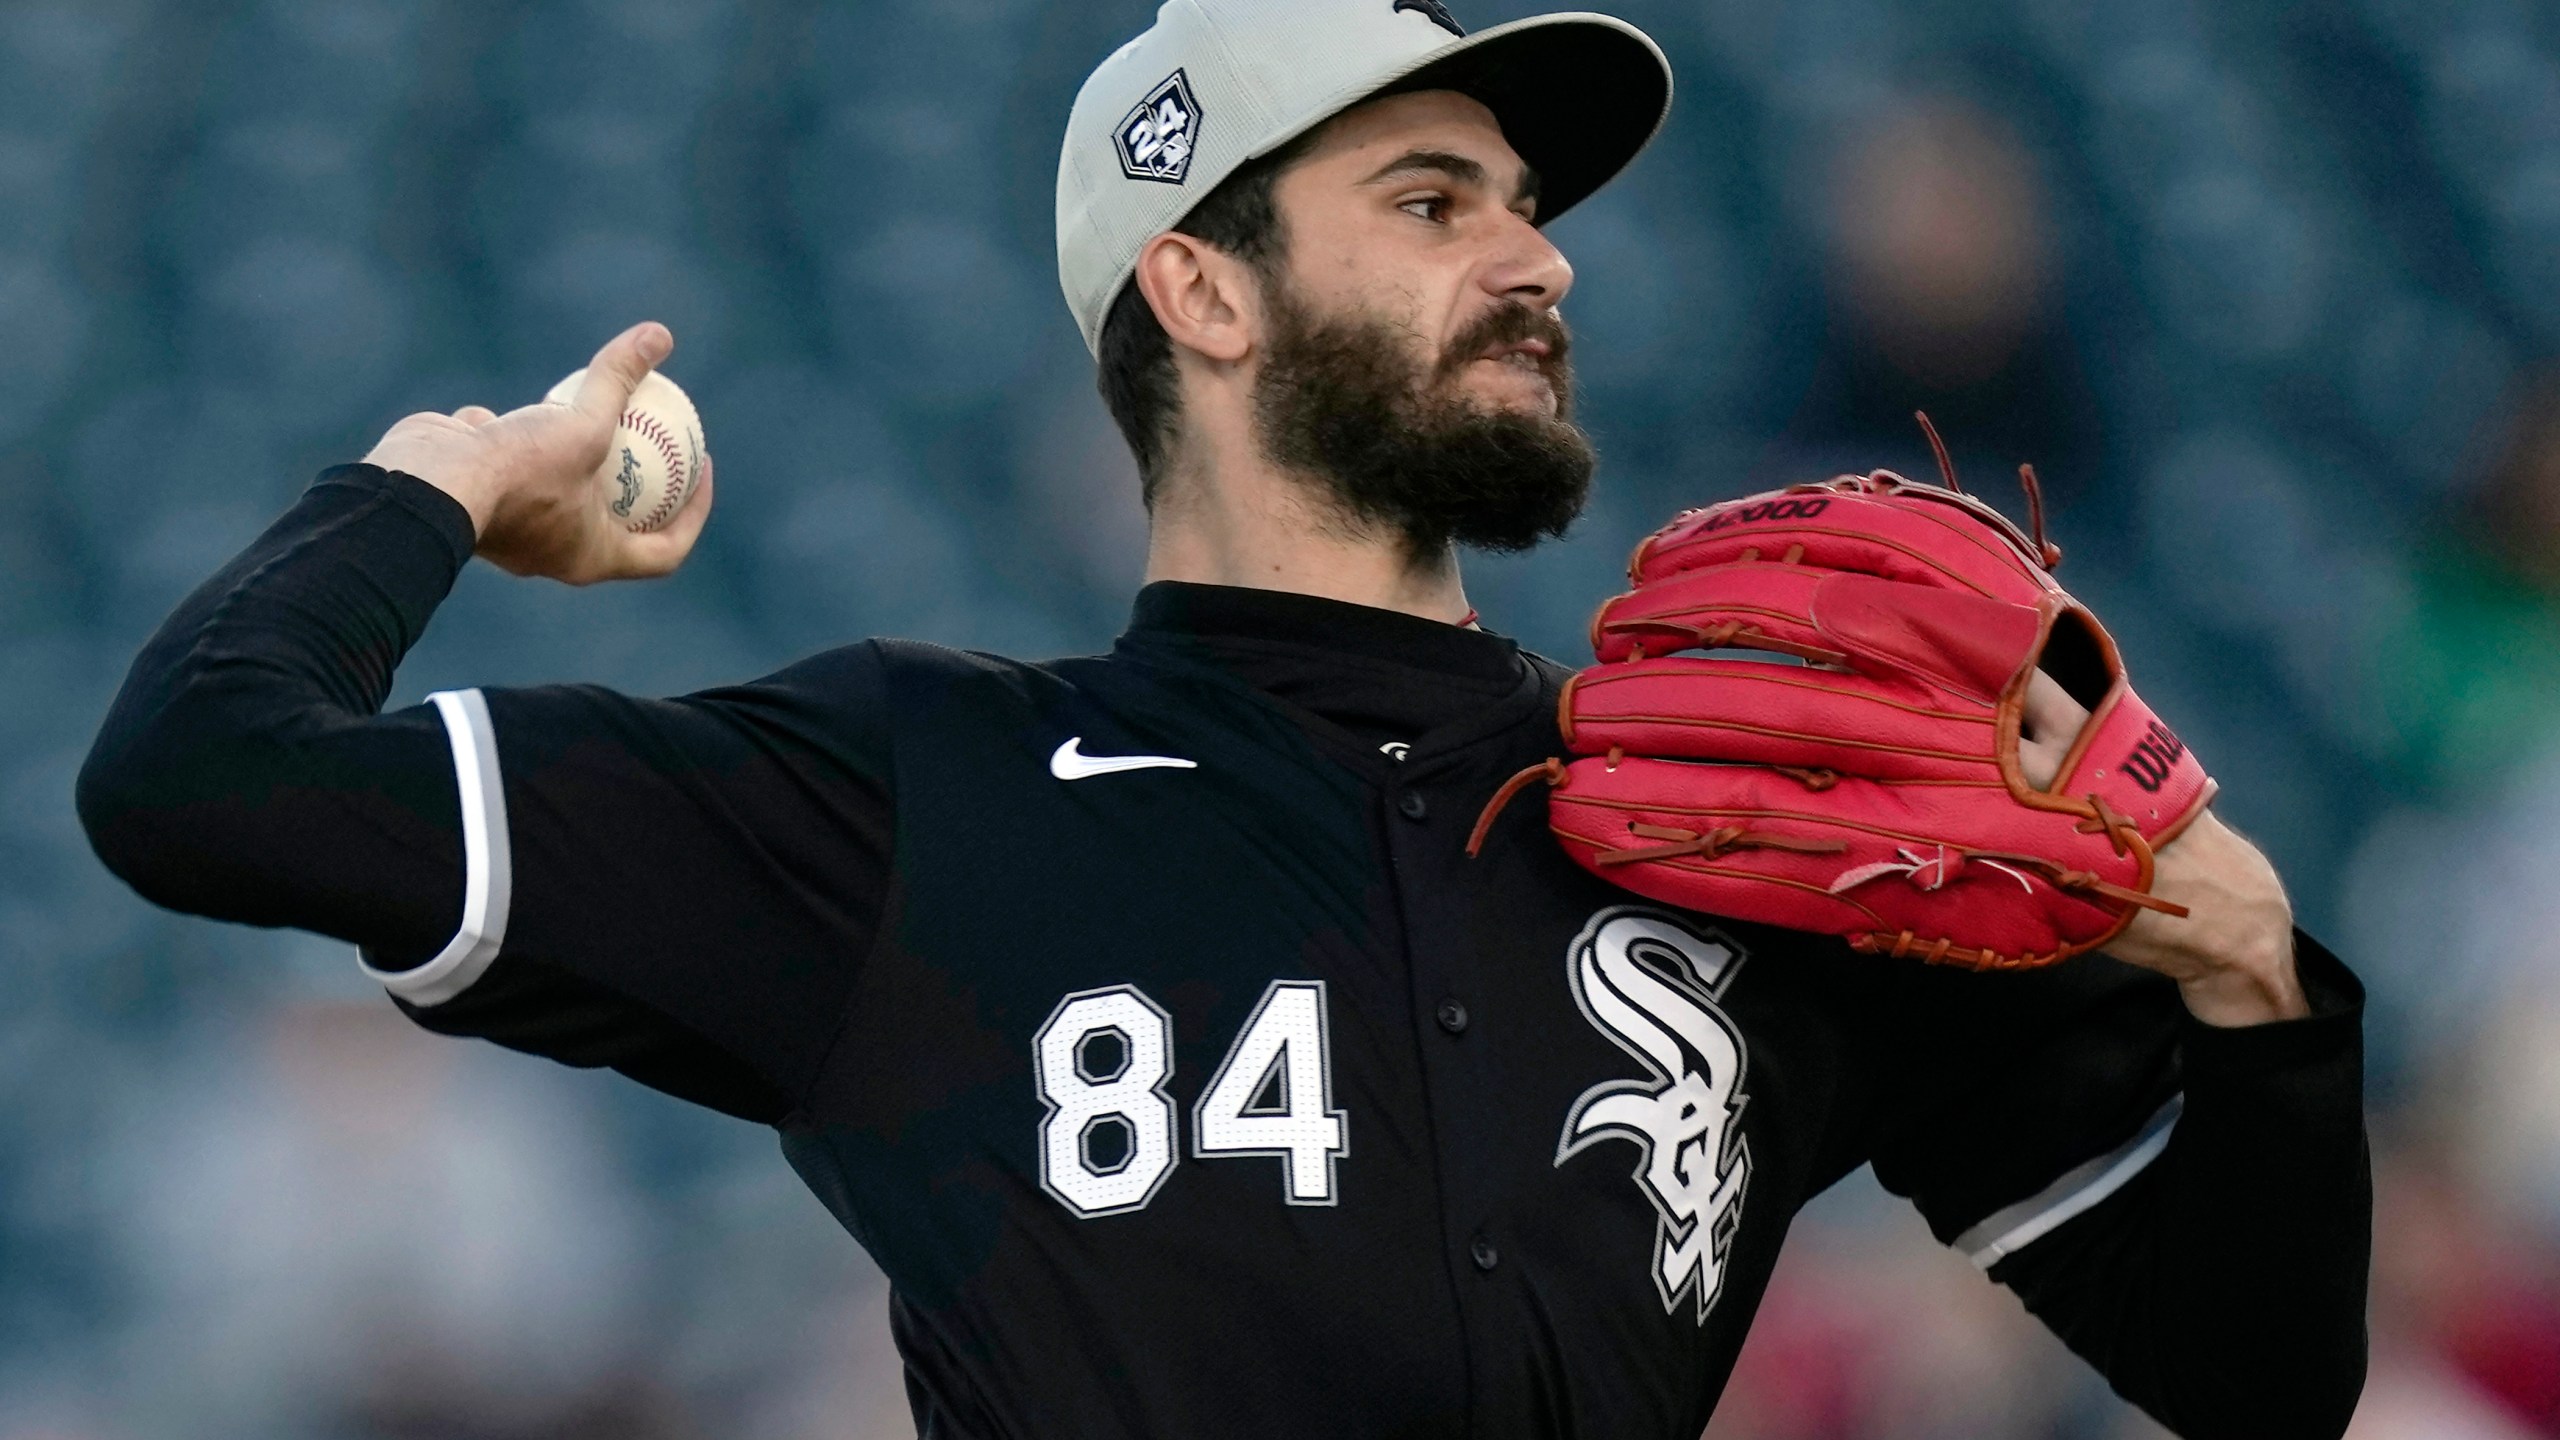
[[1484, 210, 1574, 311]]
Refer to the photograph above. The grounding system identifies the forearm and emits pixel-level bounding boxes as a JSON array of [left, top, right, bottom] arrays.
[[1994, 935, 2369, 1439], [78, 465, 477, 960]]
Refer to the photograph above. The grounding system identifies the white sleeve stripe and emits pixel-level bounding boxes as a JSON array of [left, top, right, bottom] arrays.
[[360, 688, 512, 1007], [1955, 1093, 2183, 1270]]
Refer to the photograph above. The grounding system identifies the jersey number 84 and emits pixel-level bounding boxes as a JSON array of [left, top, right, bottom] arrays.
[[1034, 980, 1348, 1216]]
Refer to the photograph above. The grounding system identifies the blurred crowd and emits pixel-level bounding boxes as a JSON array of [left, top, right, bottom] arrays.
[[3, 0, 2560, 1435]]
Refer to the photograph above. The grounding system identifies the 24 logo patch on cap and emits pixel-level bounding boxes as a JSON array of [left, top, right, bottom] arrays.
[[1115, 70, 1203, 184]]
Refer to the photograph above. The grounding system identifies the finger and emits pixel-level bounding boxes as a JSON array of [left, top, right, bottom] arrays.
[[451, 405, 499, 427], [2015, 669, 2092, 792], [2020, 668, 2090, 744], [570, 321, 674, 424], [613, 457, 716, 580]]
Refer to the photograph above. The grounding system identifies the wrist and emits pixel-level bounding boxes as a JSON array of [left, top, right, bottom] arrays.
[[2109, 809, 2308, 1025], [357, 460, 499, 539], [2173, 927, 2310, 1027], [357, 435, 503, 541], [409, 467, 501, 540]]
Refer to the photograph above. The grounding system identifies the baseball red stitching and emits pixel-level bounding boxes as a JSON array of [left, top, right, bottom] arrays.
[[622, 409, 696, 531]]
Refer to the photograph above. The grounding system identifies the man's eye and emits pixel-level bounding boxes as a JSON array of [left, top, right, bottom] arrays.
[[1400, 195, 1450, 223]]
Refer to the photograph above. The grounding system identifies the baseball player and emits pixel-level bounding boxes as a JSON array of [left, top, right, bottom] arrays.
[[80, 2, 2368, 1436]]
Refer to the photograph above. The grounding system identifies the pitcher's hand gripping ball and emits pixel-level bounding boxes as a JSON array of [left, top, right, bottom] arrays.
[[1471, 430, 2215, 971], [545, 368, 706, 534]]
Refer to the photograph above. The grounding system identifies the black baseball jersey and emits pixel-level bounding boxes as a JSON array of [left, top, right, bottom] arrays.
[[81, 466, 2371, 1439]]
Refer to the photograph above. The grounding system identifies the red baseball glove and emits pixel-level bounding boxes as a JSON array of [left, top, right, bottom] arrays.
[[1470, 433, 2215, 971]]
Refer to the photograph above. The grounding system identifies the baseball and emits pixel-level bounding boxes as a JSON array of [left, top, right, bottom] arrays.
[[544, 367, 707, 534]]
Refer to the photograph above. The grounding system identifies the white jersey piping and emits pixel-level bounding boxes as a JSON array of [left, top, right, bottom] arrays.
[[1955, 1093, 2183, 1269], [359, 688, 510, 1006]]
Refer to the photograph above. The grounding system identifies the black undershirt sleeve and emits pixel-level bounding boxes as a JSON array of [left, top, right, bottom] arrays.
[[79, 465, 897, 1122], [1866, 936, 2369, 1439], [81, 465, 484, 954]]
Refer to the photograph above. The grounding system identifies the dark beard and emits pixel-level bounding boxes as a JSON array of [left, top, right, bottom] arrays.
[[1250, 283, 1597, 556]]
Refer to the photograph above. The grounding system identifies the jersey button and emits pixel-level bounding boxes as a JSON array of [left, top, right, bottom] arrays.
[[1435, 999, 1469, 1034], [1397, 790, 1429, 822], [1470, 1235, 1500, 1272]]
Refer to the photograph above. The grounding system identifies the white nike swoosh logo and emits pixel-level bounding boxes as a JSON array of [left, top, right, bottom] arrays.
[[1049, 737, 1199, 781]]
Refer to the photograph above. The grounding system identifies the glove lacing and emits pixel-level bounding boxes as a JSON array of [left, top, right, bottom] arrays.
[[1463, 758, 1853, 865]]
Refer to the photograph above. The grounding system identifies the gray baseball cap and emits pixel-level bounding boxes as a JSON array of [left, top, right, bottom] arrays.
[[1055, 0, 1673, 354]]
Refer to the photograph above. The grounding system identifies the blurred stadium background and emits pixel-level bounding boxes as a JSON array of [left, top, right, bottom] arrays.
[[2, 0, 2558, 1435]]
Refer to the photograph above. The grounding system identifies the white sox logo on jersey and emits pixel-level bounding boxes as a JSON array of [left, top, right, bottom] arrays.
[[1556, 908, 1753, 1324]]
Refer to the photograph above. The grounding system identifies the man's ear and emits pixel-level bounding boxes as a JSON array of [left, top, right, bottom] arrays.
[[1131, 232, 1257, 364]]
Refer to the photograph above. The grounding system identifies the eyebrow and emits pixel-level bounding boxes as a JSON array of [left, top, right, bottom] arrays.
[[1361, 148, 1543, 213]]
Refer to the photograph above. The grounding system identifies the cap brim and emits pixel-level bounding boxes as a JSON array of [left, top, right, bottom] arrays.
[[1375, 14, 1673, 225]]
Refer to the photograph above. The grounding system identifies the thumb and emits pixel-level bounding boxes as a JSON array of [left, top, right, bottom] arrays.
[[571, 322, 674, 422]]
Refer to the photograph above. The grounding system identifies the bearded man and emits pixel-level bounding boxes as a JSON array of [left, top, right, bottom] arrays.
[[79, 2, 2368, 1436]]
